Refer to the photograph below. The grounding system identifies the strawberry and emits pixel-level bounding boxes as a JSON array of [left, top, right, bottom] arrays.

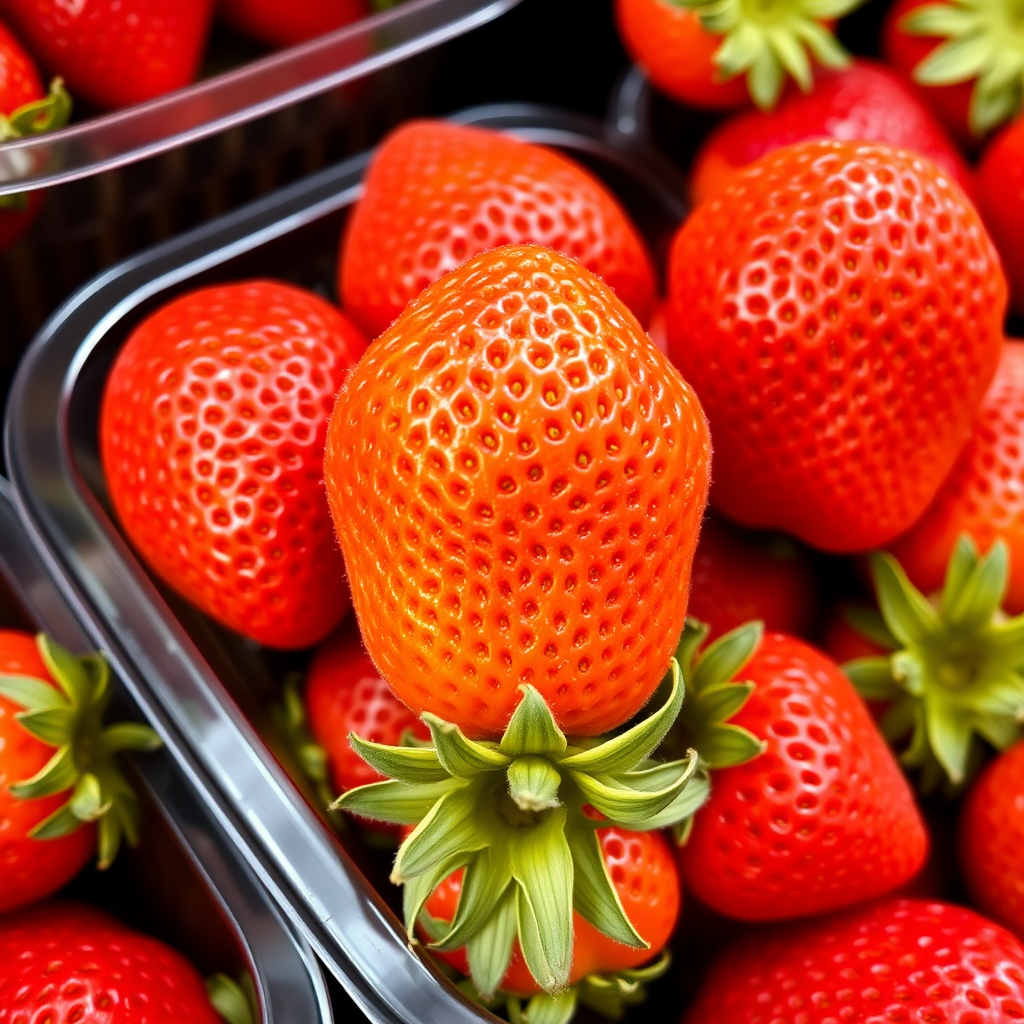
[[0, 631, 159, 915], [687, 516, 816, 643], [684, 899, 1024, 1024], [689, 60, 974, 207], [681, 632, 927, 921], [960, 740, 1024, 939], [419, 827, 678, 1017], [2, 0, 213, 110], [821, 602, 893, 664], [0, 901, 223, 1022], [882, 0, 1022, 143], [304, 629, 429, 795], [0, 18, 70, 250], [337, 121, 657, 338], [888, 342, 1024, 612], [977, 119, 1024, 318], [668, 139, 1006, 553], [614, 0, 859, 111], [330, 244, 710, 994], [219, 0, 370, 48], [100, 280, 367, 650]]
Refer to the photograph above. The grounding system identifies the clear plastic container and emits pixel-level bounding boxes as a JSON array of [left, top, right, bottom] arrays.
[[0, 477, 332, 1024], [5, 105, 688, 1024]]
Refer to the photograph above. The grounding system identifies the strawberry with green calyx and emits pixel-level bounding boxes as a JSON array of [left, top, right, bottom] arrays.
[[845, 536, 1024, 790], [648, 0, 863, 111], [334, 662, 706, 995], [0, 631, 160, 914]]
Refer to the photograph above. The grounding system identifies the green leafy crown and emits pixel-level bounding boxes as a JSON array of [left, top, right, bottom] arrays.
[[0, 80, 72, 214], [669, 0, 863, 108], [0, 634, 161, 867], [844, 536, 1024, 790], [334, 662, 707, 997], [903, 0, 1024, 134]]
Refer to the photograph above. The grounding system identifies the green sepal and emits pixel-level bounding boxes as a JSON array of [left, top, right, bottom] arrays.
[[508, 990, 578, 1024], [206, 973, 257, 1024], [1, 78, 72, 141], [343, 661, 703, 994], [860, 537, 1024, 787], [577, 953, 671, 1020], [668, 0, 861, 109], [902, 0, 1024, 134], [646, 769, 710, 832], [349, 733, 450, 784]]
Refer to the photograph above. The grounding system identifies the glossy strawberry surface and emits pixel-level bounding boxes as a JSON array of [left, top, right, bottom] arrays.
[[338, 121, 657, 338], [326, 244, 711, 738], [101, 281, 366, 649], [669, 139, 1005, 552], [977, 118, 1024, 318], [682, 633, 927, 920], [684, 899, 1024, 1024], [219, 0, 369, 48]]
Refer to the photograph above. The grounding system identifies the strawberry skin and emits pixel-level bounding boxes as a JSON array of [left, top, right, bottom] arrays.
[[682, 633, 927, 920], [668, 139, 1006, 553], [690, 60, 974, 206], [0, 17, 42, 112], [0, 901, 223, 1022], [978, 119, 1024, 319], [305, 630, 429, 795], [220, 0, 370, 48], [0, 631, 94, 914], [960, 740, 1024, 940], [685, 899, 1024, 1024], [101, 281, 366, 649], [326, 244, 710, 738], [2, 0, 213, 109], [889, 341, 1024, 612], [338, 121, 657, 338]]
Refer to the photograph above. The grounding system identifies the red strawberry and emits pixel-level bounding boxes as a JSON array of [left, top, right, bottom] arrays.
[[613, 0, 856, 111], [326, 243, 710, 738], [0, 902, 223, 1022], [681, 632, 927, 921], [219, 0, 369, 48], [883, 0, 1021, 144], [977, 119, 1024, 318], [684, 899, 1024, 1024], [889, 341, 1024, 611], [337, 121, 657, 338], [668, 139, 1006, 553], [689, 60, 974, 206], [687, 516, 816, 642], [960, 740, 1024, 939], [0, 18, 70, 250], [420, 827, 679, 1004], [304, 629, 428, 796], [2, 0, 213, 110], [0, 631, 159, 915], [821, 602, 891, 664], [100, 280, 367, 649]]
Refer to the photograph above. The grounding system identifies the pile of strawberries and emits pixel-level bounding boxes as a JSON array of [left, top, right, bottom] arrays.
[[8, 0, 1024, 1020]]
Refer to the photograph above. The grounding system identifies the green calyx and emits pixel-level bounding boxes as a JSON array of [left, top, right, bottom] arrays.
[[333, 663, 706, 996], [206, 973, 257, 1024], [903, 0, 1024, 134], [669, 0, 862, 108], [844, 537, 1024, 790], [0, 634, 161, 867]]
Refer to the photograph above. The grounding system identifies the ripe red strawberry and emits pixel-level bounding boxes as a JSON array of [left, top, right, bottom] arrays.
[[689, 60, 974, 207], [337, 121, 657, 338], [421, 827, 679, 1004], [219, 0, 370, 48], [889, 342, 1024, 611], [101, 280, 367, 650], [0, 17, 41, 111], [0, 901, 223, 1022], [0, 631, 159, 915], [2, 0, 213, 109], [614, 0, 857, 111], [978, 119, 1024, 317], [821, 603, 891, 664], [681, 632, 927, 920], [326, 243, 710, 738], [883, 0, 1022, 144], [668, 139, 1006, 553], [687, 517, 816, 642], [685, 899, 1024, 1024], [960, 740, 1024, 938], [304, 629, 429, 796]]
